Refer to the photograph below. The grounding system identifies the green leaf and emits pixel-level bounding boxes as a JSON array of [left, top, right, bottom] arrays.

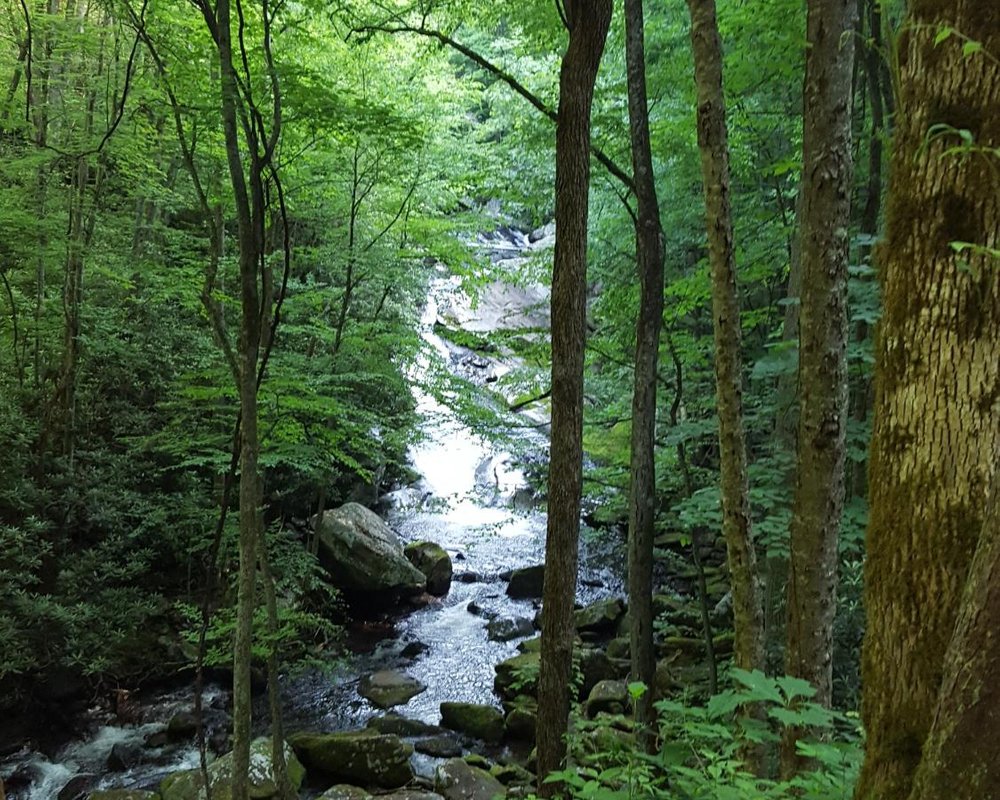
[[934, 26, 954, 45]]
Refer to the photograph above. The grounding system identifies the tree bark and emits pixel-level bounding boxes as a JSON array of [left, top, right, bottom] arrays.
[[854, 4, 1000, 798], [536, 1, 611, 794], [685, 0, 764, 677], [908, 472, 1000, 800], [623, 0, 665, 744], [782, 0, 856, 773]]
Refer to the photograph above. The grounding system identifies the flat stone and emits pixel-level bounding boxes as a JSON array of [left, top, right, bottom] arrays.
[[360, 670, 427, 709]]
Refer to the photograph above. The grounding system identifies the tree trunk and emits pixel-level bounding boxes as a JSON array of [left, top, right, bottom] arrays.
[[908, 472, 1000, 800], [854, 4, 1000, 798], [623, 0, 664, 744], [685, 0, 764, 677], [782, 0, 855, 773], [536, 1, 611, 794]]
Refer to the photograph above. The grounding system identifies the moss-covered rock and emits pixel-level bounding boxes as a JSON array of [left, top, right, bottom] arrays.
[[159, 738, 304, 800], [367, 713, 443, 737], [435, 758, 504, 800], [318, 786, 371, 800], [573, 598, 625, 636], [585, 680, 628, 718], [87, 792, 160, 800], [505, 565, 545, 599], [493, 652, 539, 700], [289, 730, 413, 789], [440, 702, 504, 744], [404, 542, 453, 596], [359, 670, 427, 709], [503, 701, 537, 745]]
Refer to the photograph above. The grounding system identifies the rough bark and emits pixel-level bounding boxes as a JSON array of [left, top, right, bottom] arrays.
[[623, 0, 665, 743], [536, 1, 611, 794], [854, 4, 1000, 798], [685, 0, 764, 676], [909, 473, 1000, 800], [782, 0, 856, 772]]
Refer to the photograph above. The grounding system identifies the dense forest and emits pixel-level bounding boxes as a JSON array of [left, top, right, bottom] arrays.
[[0, 0, 997, 799]]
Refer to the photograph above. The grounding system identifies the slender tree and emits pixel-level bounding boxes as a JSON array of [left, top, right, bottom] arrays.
[[685, 0, 764, 678], [854, 3, 1000, 798], [623, 0, 665, 741], [782, 0, 856, 771], [536, 0, 612, 793]]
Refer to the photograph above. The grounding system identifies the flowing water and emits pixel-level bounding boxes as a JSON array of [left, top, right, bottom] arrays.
[[2, 231, 624, 799]]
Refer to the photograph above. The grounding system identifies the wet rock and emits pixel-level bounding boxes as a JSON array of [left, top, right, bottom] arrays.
[[494, 651, 539, 699], [318, 785, 372, 800], [57, 773, 96, 800], [106, 741, 142, 772], [367, 713, 443, 738], [401, 640, 430, 659], [440, 702, 504, 744], [143, 728, 169, 748], [289, 730, 414, 789], [405, 541, 453, 596], [87, 791, 160, 800], [314, 503, 426, 596], [457, 572, 479, 584], [166, 710, 198, 739], [485, 617, 534, 643], [435, 758, 504, 800], [574, 598, 626, 636], [381, 792, 446, 800], [159, 738, 304, 800], [415, 734, 463, 758], [505, 565, 545, 599], [359, 670, 427, 709], [585, 680, 628, 718]]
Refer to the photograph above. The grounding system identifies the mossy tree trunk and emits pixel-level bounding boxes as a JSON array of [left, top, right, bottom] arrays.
[[685, 0, 764, 678], [782, 0, 856, 773], [854, 3, 1000, 798], [536, 1, 611, 794], [623, 0, 665, 743]]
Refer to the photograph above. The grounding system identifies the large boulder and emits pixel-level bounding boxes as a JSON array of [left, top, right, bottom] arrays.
[[87, 792, 159, 800], [440, 703, 504, 744], [314, 504, 426, 595], [405, 542, 453, 596], [585, 680, 628, 718], [159, 738, 304, 800], [505, 565, 545, 599], [573, 598, 626, 636], [367, 714, 443, 737], [493, 652, 539, 700], [318, 786, 371, 800], [359, 670, 427, 709], [503, 699, 537, 744], [485, 617, 533, 643], [434, 759, 505, 800], [289, 730, 414, 789]]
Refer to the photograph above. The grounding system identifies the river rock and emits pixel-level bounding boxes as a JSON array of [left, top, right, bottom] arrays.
[[88, 792, 160, 800], [585, 680, 628, 718], [440, 702, 504, 744], [289, 730, 414, 788], [314, 503, 426, 595], [490, 763, 534, 787], [360, 670, 427, 709], [405, 541, 453, 596], [367, 713, 443, 737], [159, 737, 304, 800], [318, 785, 371, 800], [166, 710, 198, 739], [434, 758, 505, 800], [505, 565, 545, 599], [485, 616, 534, 642], [381, 793, 446, 800], [574, 598, 626, 636], [494, 651, 539, 699], [415, 734, 463, 758], [503, 700, 537, 744], [578, 647, 618, 699], [106, 741, 142, 772], [58, 774, 96, 800], [606, 637, 630, 660]]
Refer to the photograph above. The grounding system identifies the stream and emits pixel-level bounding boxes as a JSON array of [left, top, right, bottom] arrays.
[[2, 227, 625, 800]]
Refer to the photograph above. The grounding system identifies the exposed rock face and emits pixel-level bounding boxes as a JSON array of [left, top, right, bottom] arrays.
[[359, 670, 427, 709], [404, 541, 453, 596], [439, 702, 504, 744], [159, 738, 304, 800], [434, 758, 505, 800], [314, 503, 426, 596], [505, 565, 545, 599], [289, 730, 414, 789]]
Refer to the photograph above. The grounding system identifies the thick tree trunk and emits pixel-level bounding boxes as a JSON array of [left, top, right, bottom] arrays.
[[909, 473, 1000, 800], [685, 0, 764, 677], [782, 0, 855, 772], [623, 0, 665, 742], [536, 1, 611, 794], [854, 4, 1000, 799]]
